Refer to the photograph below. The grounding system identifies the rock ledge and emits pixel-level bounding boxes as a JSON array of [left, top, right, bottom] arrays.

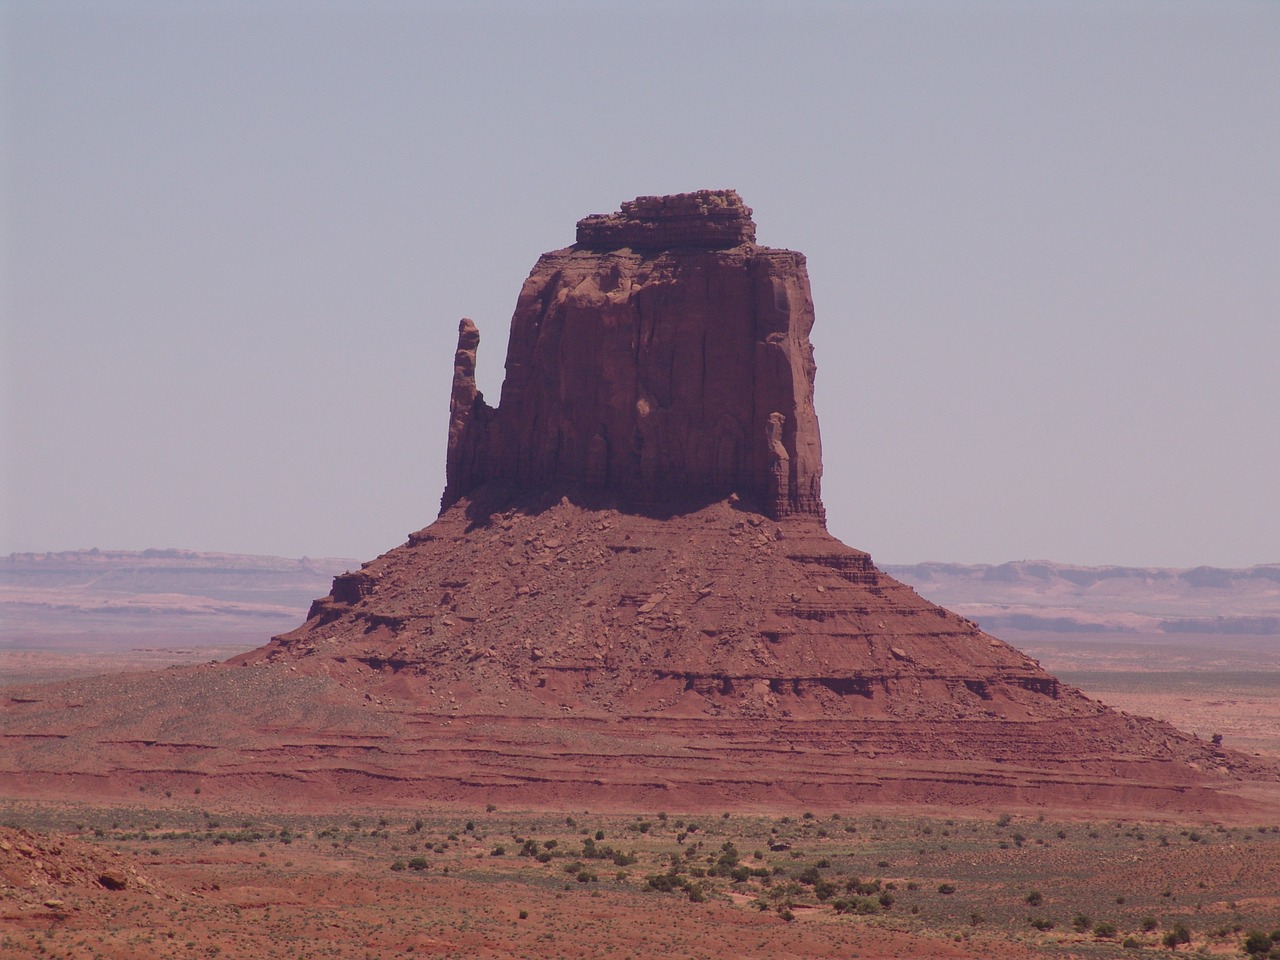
[[575, 189, 756, 250]]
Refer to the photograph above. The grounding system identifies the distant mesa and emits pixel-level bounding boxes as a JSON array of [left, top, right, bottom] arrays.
[[0, 191, 1274, 814], [885, 560, 1280, 636]]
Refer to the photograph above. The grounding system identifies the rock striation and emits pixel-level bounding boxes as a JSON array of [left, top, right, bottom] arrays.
[[443, 189, 823, 520]]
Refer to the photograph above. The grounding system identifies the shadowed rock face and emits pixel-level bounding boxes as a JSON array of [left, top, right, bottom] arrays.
[[444, 190, 824, 520]]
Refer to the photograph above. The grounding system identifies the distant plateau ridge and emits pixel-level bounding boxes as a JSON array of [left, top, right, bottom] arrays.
[[3, 549, 1274, 641]]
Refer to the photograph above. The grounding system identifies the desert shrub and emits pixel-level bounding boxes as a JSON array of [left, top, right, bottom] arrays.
[[812, 879, 837, 901], [1122, 937, 1141, 949], [518, 910, 528, 920], [1244, 931, 1274, 956], [490, 845, 505, 856], [1162, 923, 1191, 948], [938, 883, 956, 895], [390, 860, 405, 871], [1094, 922, 1117, 938], [1142, 917, 1158, 932], [716, 842, 740, 870], [645, 873, 685, 893], [1025, 891, 1043, 906], [833, 897, 879, 915], [407, 857, 428, 871], [1029, 918, 1055, 931], [687, 883, 706, 903], [1073, 913, 1091, 932]]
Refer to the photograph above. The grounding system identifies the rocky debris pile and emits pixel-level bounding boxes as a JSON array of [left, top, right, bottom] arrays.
[[444, 189, 823, 520], [0, 826, 177, 925]]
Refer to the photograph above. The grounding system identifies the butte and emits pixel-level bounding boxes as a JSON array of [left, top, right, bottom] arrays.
[[1, 191, 1274, 815]]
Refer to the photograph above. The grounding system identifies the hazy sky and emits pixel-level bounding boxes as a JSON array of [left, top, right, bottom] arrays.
[[3, 0, 1277, 567]]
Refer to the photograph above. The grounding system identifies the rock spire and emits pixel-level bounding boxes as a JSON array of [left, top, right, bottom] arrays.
[[443, 189, 824, 520]]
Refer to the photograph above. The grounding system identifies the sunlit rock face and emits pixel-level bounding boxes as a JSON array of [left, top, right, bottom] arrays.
[[443, 190, 823, 521]]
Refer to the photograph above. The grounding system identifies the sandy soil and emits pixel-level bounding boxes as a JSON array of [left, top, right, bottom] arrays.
[[6, 805, 1279, 960]]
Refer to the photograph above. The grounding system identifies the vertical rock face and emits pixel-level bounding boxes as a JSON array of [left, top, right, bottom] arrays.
[[442, 190, 824, 520]]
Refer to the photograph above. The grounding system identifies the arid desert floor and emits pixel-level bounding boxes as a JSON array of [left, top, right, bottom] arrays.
[[3, 555, 1277, 958], [4, 802, 1280, 960]]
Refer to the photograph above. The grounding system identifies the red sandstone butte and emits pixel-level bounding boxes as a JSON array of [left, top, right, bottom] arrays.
[[0, 191, 1275, 815], [444, 189, 823, 520]]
